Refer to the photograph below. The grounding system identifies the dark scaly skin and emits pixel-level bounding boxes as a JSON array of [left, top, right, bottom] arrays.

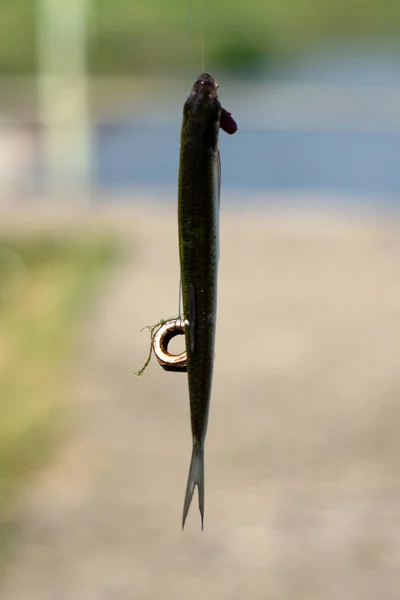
[[178, 73, 221, 529]]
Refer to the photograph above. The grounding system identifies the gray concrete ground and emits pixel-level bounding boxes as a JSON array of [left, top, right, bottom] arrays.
[[1, 205, 400, 599]]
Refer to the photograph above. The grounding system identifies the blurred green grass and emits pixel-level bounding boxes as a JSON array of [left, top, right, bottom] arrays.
[[92, 0, 400, 74], [1, 0, 400, 74], [0, 232, 121, 563]]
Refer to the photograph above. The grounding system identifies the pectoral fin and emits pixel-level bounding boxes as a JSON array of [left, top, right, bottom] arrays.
[[220, 107, 238, 135]]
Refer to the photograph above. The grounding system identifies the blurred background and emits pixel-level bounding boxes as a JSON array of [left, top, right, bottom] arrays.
[[1, 0, 400, 201], [1, 1, 400, 598]]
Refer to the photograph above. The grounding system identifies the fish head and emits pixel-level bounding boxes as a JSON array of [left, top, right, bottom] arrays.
[[192, 73, 218, 99], [185, 73, 220, 119]]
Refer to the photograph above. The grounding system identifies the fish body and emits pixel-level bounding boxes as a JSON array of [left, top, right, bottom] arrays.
[[178, 73, 222, 529]]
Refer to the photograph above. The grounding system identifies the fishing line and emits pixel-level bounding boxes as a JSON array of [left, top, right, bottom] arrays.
[[179, 0, 193, 317], [185, 0, 192, 95], [179, 0, 205, 318], [201, 0, 204, 72], [178, 276, 183, 319]]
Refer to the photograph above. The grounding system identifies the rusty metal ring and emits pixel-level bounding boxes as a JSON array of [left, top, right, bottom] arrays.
[[152, 319, 187, 372]]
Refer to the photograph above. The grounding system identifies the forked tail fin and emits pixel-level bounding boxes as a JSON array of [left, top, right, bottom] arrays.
[[182, 444, 204, 530]]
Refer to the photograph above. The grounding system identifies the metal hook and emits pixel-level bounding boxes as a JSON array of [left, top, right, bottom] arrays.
[[152, 319, 187, 372]]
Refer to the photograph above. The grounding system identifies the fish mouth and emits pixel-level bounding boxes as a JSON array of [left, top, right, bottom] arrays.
[[191, 73, 219, 101]]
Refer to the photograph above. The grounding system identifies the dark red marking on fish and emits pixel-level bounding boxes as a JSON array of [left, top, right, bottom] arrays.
[[220, 108, 238, 135]]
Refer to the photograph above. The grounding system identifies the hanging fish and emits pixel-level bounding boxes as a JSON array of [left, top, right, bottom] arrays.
[[178, 73, 237, 529]]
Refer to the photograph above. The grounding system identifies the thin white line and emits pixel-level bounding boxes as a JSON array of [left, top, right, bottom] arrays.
[[201, 0, 204, 72], [186, 0, 192, 95]]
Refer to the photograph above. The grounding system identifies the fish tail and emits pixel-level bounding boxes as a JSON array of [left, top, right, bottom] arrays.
[[182, 443, 205, 530]]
